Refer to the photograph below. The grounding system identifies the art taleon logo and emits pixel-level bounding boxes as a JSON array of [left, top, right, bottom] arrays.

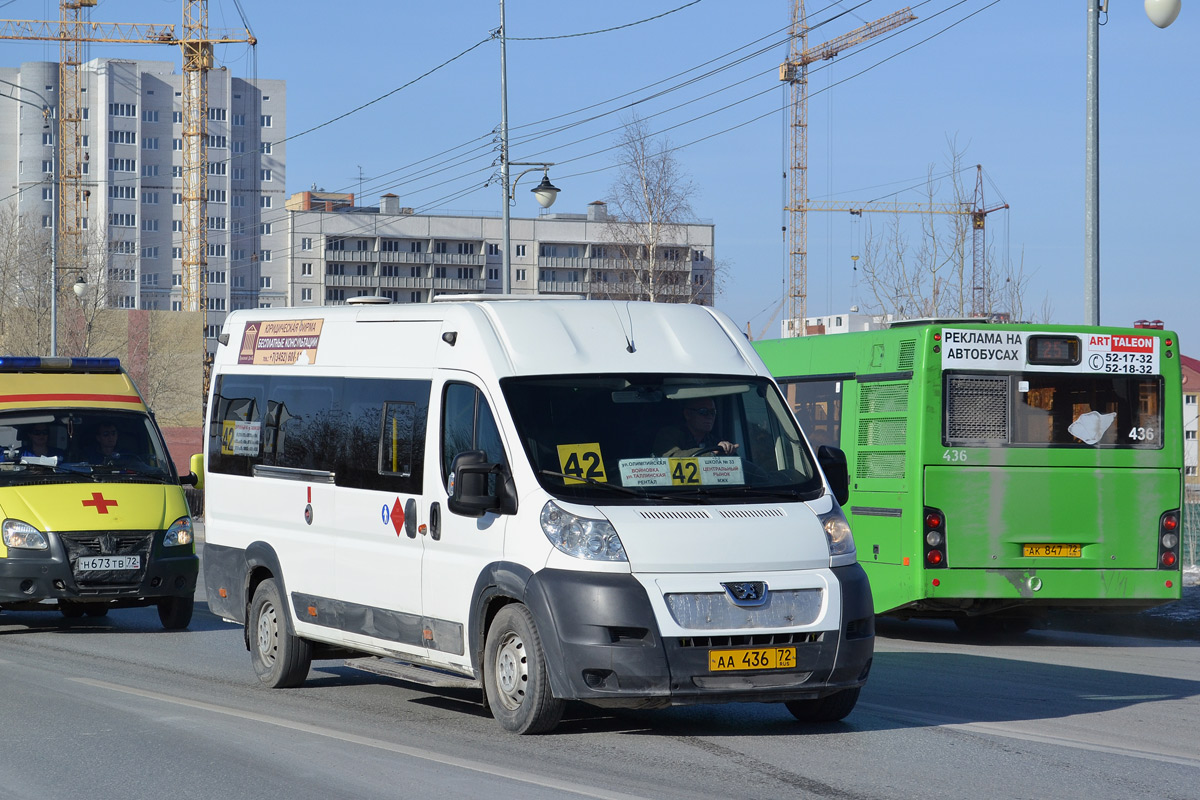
[[82, 492, 118, 514], [722, 581, 768, 606]]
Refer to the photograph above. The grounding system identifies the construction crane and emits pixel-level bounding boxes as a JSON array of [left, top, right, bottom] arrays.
[[780, 2, 915, 337], [0, 1, 256, 316], [807, 165, 1009, 315]]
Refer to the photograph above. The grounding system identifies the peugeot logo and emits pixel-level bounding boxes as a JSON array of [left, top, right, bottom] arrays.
[[722, 581, 768, 607]]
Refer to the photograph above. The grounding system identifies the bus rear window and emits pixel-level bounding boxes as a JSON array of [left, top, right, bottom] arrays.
[[944, 372, 1163, 448]]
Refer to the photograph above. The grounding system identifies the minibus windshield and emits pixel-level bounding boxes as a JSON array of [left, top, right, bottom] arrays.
[[501, 374, 824, 504], [0, 410, 174, 485]]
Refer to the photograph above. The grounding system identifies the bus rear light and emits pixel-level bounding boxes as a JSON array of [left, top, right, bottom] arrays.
[[923, 506, 948, 569], [1158, 510, 1181, 570], [931, 578, 940, 587]]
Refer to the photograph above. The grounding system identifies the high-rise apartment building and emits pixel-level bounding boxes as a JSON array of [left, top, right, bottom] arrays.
[[0, 59, 286, 342]]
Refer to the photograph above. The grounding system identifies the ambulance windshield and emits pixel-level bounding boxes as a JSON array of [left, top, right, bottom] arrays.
[[501, 374, 824, 503], [0, 410, 174, 483]]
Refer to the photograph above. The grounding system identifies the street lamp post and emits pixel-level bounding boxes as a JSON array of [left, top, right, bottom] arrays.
[[0, 79, 58, 354], [1085, 0, 1181, 326], [498, 0, 561, 295]]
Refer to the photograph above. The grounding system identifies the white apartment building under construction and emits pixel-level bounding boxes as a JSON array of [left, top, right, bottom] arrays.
[[0, 58, 286, 339]]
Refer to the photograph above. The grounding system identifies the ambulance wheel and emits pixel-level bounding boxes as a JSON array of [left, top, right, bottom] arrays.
[[59, 601, 86, 619], [484, 604, 564, 734], [157, 595, 193, 629], [785, 686, 861, 723], [250, 578, 311, 688]]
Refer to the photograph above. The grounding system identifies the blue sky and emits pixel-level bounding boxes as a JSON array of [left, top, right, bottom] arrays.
[[3, 0, 1197, 348]]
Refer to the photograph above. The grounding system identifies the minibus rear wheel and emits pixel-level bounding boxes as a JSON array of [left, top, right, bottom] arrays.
[[784, 686, 861, 723], [484, 604, 564, 734], [157, 594, 194, 630], [249, 578, 312, 688]]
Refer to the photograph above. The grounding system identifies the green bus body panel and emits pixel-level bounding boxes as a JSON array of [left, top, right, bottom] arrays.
[[755, 322, 1185, 616], [925, 466, 1174, 569]]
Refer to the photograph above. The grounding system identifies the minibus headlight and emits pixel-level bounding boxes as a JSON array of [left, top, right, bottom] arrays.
[[163, 516, 194, 548], [817, 504, 857, 566], [2, 519, 49, 550], [540, 501, 627, 562]]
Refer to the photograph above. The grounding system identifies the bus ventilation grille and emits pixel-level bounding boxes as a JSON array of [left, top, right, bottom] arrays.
[[860, 383, 908, 413], [946, 375, 1008, 443], [898, 340, 917, 370]]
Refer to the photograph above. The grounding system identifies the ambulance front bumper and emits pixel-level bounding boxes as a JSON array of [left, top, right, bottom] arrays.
[[0, 530, 197, 605]]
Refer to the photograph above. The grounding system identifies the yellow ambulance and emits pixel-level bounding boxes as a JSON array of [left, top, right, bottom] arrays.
[[0, 356, 199, 628]]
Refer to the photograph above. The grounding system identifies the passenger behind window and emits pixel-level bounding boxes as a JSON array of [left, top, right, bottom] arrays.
[[18, 423, 66, 460]]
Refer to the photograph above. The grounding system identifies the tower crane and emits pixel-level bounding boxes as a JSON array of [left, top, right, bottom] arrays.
[[807, 165, 1009, 316], [1, 1, 256, 316], [780, 2, 915, 336]]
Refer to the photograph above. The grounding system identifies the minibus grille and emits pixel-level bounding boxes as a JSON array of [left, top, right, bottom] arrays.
[[664, 588, 822, 629], [716, 507, 785, 519], [675, 632, 824, 648], [60, 531, 154, 589], [638, 509, 712, 520]]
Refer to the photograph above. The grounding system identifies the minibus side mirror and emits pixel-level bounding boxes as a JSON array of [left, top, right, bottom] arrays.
[[184, 452, 205, 490], [817, 445, 849, 506], [447, 450, 516, 518]]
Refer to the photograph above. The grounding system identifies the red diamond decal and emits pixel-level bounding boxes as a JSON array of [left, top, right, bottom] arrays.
[[390, 497, 405, 536]]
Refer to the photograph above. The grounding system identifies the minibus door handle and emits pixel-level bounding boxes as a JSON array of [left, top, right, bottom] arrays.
[[429, 502, 441, 541]]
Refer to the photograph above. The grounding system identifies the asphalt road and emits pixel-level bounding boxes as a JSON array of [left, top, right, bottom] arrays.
[[0, 555, 1195, 800]]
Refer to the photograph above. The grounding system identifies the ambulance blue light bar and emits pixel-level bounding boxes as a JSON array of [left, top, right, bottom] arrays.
[[0, 357, 122, 372]]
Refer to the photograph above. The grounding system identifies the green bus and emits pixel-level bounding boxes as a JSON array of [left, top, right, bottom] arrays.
[[755, 321, 1184, 632]]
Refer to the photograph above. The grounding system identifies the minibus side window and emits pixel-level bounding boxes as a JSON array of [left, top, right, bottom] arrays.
[[209, 375, 266, 476], [441, 383, 507, 488], [340, 377, 430, 494], [265, 378, 341, 472]]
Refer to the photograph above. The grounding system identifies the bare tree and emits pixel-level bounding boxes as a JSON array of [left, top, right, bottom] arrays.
[[602, 115, 709, 304], [0, 204, 56, 354], [856, 141, 1049, 322]]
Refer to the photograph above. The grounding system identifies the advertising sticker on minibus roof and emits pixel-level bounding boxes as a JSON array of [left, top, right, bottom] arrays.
[[238, 319, 324, 365], [941, 328, 1159, 375]]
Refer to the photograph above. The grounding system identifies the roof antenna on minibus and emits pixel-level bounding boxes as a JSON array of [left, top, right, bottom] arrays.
[[612, 301, 635, 353]]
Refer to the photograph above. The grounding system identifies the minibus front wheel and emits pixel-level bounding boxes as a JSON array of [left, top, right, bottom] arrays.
[[784, 686, 861, 723], [484, 604, 564, 734], [249, 578, 311, 688]]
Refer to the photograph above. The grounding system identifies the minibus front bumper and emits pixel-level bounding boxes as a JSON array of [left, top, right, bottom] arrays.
[[525, 564, 874, 708], [0, 531, 197, 606]]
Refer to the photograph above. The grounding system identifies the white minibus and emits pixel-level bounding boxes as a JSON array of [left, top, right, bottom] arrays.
[[201, 297, 873, 733]]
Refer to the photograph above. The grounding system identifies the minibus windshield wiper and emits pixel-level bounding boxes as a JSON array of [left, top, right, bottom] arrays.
[[539, 469, 692, 503], [540, 469, 641, 495]]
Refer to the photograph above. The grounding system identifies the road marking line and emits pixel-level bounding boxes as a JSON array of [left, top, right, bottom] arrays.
[[860, 702, 1200, 768], [70, 677, 651, 800]]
